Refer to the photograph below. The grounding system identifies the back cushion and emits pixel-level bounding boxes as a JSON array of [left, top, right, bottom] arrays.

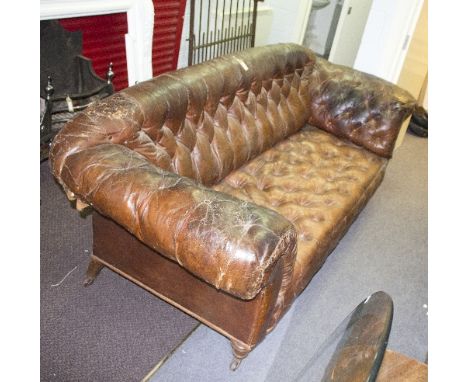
[[51, 44, 315, 187], [308, 57, 416, 158], [118, 44, 315, 185]]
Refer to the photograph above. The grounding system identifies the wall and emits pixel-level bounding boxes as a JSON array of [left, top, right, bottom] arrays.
[[303, 0, 339, 56], [328, 0, 373, 67], [265, 0, 312, 45], [397, 0, 428, 100], [354, 0, 424, 83], [394, 0, 427, 149]]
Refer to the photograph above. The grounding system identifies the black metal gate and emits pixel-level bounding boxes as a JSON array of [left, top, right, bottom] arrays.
[[187, 0, 262, 66]]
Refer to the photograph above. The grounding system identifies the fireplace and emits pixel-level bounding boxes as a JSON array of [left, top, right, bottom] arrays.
[[41, 0, 188, 86], [40, 20, 115, 161], [40, 0, 188, 160]]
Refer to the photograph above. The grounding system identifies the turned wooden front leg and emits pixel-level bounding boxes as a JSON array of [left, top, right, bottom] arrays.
[[230, 339, 252, 371], [83, 256, 104, 287]]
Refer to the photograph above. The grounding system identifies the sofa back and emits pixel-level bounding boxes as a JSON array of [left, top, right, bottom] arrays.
[[51, 44, 315, 186]]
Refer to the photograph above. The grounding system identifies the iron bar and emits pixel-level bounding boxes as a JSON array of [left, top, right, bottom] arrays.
[[246, 0, 252, 49], [227, 0, 233, 56], [243, 23, 247, 50], [198, 0, 203, 64], [251, 0, 258, 47], [223, 26, 228, 55], [214, 0, 219, 58], [202, 31, 206, 62], [207, 0, 211, 57], [220, 0, 226, 56], [239, 0, 245, 51], [189, 0, 195, 65], [234, 0, 239, 52], [209, 30, 213, 59]]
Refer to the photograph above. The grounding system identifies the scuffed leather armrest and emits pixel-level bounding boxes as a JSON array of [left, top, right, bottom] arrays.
[[55, 143, 297, 300], [309, 57, 416, 158]]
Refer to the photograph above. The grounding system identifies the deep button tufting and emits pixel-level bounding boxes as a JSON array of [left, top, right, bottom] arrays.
[[227, 175, 249, 189], [299, 231, 314, 242], [95, 44, 315, 187], [263, 155, 277, 163], [213, 126, 387, 298], [324, 198, 336, 206], [299, 168, 316, 178], [287, 157, 301, 165], [322, 151, 336, 159], [296, 197, 321, 208], [256, 177, 272, 191], [310, 214, 325, 223], [308, 57, 415, 158], [337, 186, 350, 196], [272, 167, 287, 177], [283, 183, 299, 193], [269, 199, 283, 207]]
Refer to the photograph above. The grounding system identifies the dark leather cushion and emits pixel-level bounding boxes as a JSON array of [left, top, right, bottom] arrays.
[[308, 57, 416, 158]]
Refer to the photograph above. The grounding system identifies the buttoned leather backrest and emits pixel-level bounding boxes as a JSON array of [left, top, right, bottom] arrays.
[[308, 57, 415, 158], [51, 44, 316, 187]]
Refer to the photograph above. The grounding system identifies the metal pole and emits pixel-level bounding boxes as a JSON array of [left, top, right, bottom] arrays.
[[251, 0, 259, 47]]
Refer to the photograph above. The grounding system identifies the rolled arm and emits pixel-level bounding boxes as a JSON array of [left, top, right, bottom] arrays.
[[309, 57, 416, 158], [56, 143, 297, 300]]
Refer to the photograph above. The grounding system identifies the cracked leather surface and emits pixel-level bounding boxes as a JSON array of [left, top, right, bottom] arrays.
[[58, 143, 296, 300], [309, 57, 416, 158], [50, 43, 414, 305]]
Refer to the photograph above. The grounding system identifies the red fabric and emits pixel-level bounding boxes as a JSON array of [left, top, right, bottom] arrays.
[[153, 0, 188, 75], [60, 14, 129, 91], [59, 0, 187, 91]]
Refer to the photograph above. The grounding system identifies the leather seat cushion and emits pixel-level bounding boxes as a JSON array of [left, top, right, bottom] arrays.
[[212, 125, 387, 296]]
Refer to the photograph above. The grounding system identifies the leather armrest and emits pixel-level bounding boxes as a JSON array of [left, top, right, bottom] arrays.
[[309, 57, 416, 158], [55, 143, 297, 300]]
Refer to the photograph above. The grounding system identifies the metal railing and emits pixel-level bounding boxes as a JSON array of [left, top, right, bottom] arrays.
[[187, 0, 262, 65]]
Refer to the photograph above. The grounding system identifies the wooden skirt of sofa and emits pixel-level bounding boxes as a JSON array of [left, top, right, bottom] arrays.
[[89, 212, 285, 368]]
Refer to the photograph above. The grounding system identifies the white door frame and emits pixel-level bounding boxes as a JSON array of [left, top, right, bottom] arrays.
[[40, 0, 154, 86], [299, 0, 424, 82], [385, 0, 425, 83], [297, 0, 315, 44]]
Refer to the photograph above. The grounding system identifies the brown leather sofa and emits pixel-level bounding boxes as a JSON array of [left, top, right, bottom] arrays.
[[50, 43, 415, 369]]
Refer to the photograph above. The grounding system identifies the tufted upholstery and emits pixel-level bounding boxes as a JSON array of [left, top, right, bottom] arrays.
[[309, 57, 416, 158], [51, 44, 315, 188], [214, 126, 387, 312], [50, 44, 416, 354]]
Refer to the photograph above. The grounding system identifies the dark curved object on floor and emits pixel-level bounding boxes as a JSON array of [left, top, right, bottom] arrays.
[[411, 106, 428, 129], [294, 291, 393, 381], [409, 121, 428, 138], [409, 105, 428, 138]]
